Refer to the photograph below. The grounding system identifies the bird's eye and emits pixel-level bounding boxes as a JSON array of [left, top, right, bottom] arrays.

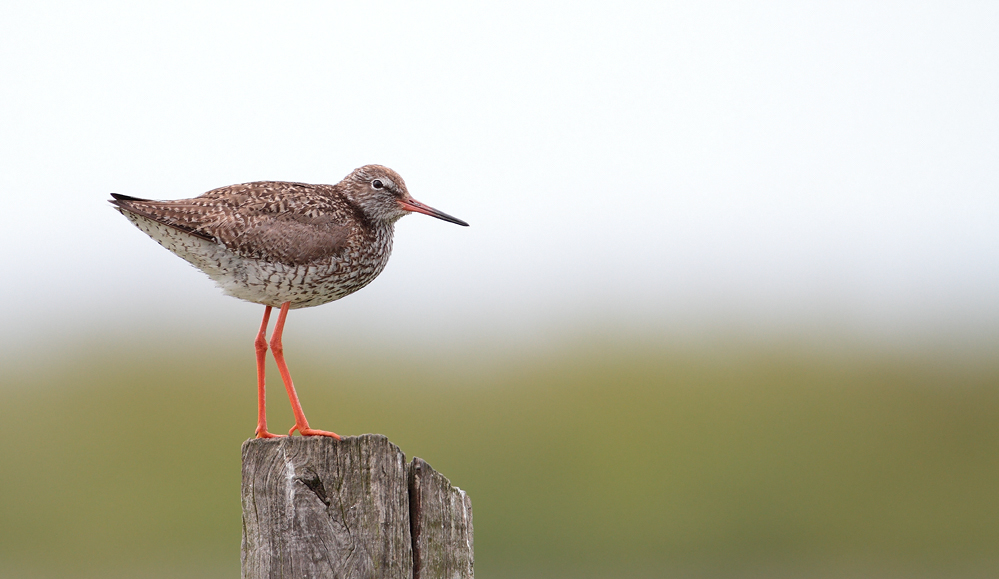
[[371, 179, 384, 189]]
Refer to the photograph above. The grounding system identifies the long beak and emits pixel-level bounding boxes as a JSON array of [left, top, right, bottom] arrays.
[[400, 197, 469, 226]]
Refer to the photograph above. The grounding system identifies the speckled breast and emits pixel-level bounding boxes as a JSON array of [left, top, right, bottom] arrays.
[[213, 226, 395, 309], [121, 209, 396, 309]]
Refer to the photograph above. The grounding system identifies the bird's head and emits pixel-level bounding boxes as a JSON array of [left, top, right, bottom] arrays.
[[342, 165, 469, 227]]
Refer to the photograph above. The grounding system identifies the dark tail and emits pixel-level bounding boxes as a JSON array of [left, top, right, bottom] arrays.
[[109, 192, 149, 203]]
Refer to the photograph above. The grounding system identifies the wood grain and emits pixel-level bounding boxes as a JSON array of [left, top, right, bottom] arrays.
[[241, 434, 472, 579], [409, 458, 474, 579]]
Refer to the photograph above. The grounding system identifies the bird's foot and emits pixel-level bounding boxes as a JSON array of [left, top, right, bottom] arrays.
[[289, 424, 341, 439], [255, 427, 286, 439]]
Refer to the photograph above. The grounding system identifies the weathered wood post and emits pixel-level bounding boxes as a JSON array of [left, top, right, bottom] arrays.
[[241, 434, 473, 579]]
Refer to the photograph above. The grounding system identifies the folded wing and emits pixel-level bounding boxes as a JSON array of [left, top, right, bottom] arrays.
[[109, 183, 352, 266]]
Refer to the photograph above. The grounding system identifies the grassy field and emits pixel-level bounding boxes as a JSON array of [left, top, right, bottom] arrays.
[[1, 336, 997, 578]]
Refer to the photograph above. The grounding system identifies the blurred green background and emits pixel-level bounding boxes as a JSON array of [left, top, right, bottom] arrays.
[[2, 335, 997, 578]]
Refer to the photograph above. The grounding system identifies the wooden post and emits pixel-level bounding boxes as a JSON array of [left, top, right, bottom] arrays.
[[241, 434, 473, 579]]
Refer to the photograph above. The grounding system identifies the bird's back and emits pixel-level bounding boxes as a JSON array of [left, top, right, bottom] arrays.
[[111, 181, 396, 308]]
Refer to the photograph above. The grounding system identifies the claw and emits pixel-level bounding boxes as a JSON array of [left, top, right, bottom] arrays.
[[256, 427, 286, 439], [288, 423, 340, 439], [299, 427, 341, 439]]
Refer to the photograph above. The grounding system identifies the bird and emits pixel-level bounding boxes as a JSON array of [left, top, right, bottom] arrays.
[[110, 165, 468, 439]]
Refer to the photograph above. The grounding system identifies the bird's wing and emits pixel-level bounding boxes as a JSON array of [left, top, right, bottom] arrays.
[[109, 183, 353, 265]]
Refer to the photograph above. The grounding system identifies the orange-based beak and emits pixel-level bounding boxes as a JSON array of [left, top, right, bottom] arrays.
[[400, 198, 469, 226]]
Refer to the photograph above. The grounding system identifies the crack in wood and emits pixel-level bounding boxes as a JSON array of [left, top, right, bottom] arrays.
[[408, 459, 425, 579], [297, 468, 331, 508]]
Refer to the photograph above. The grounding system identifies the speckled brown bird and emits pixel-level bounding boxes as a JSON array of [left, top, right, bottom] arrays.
[[110, 165, 468, 439]]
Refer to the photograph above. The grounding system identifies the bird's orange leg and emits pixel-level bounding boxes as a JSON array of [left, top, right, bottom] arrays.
[[254, 306, 284, 439], [270, 302, 340, 439]]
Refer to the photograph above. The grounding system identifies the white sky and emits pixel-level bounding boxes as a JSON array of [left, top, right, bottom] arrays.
[[1, 1, 997, 357]]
